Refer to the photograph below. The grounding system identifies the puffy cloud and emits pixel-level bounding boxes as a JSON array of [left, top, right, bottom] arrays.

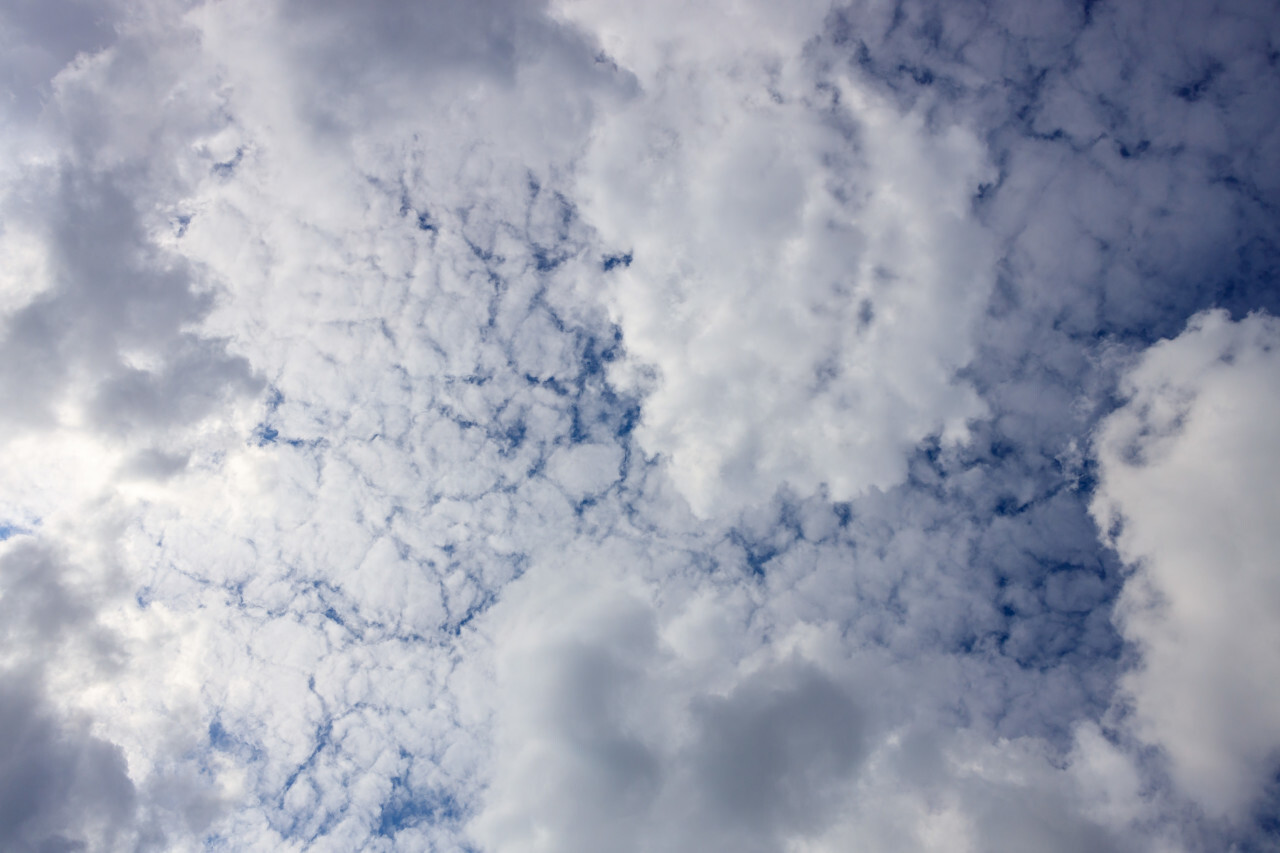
[[467, 548, 1151, 853], [1093, 309, 1280, 820], [576, 18, 994, 515]]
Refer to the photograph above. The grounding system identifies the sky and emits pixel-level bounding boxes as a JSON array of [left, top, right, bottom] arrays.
[[0, 0, 1278, 850]]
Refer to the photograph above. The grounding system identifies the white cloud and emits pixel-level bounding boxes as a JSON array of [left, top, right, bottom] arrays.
[[575, 27, 995, 515], [1093, 309, 1280, 819]]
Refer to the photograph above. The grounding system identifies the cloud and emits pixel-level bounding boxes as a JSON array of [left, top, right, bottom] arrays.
[[0, 170, 258, 438], [1093, 309, 1280, 821], [467, 548, 1149, 853], [0, 673, 136, 853], [468, 555, 869, 853], [577, 29, 995, 516], [0, 537, 144, 852], [0, 0, 1277, 850], [0, 0, 117, 128]]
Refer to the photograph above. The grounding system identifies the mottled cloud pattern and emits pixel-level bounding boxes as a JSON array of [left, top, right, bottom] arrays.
[[0, 0, 1277, 851]]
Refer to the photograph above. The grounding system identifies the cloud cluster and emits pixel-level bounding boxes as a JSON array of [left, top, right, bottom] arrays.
[[0, 0, 1277, 851]]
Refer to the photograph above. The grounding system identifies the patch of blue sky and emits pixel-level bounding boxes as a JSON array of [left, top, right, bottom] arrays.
[[0, 522, 31, 541], [601, 251, 632, 271], [376, 782, 465, 839]]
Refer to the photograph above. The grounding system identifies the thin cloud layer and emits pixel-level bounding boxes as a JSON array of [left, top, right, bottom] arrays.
[[0, 0, 1277, 851]]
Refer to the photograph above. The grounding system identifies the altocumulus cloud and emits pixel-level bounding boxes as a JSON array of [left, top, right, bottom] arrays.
[[0, 0, 1278, 851]]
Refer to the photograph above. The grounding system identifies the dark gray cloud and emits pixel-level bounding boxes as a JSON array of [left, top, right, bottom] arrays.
[[0, 169, 258, 439], [682, 664, 866, 849], [0, 673, 136, 853]]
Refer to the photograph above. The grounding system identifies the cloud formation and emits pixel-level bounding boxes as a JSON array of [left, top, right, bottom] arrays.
[[580, 49, 994, 515], [0, 0, 1277, 851], [1094, 309, 1280, 821]]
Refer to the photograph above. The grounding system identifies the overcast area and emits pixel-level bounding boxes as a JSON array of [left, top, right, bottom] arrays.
[[1, 0, 1278, 850]]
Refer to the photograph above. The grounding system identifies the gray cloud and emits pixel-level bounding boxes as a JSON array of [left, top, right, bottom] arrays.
[[0, 169, 258, 439], [0, 539, 141, 851], [0, 674, 136, 853], [0, 0, 117, 124], [470, 564, 872, 853], [679, 665, 866, 849]]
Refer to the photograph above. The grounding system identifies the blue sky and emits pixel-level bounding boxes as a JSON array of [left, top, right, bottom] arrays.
[[0, 0, 1278, 850]]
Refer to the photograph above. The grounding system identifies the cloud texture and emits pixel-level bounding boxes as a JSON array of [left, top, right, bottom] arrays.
[[1094, 309, 1280, 821], [0, 0, 1278, 850]]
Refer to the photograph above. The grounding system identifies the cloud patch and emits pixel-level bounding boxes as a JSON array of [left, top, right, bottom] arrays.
[[580, 42, 995, 515], [1093, 309, 1280, 820]]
